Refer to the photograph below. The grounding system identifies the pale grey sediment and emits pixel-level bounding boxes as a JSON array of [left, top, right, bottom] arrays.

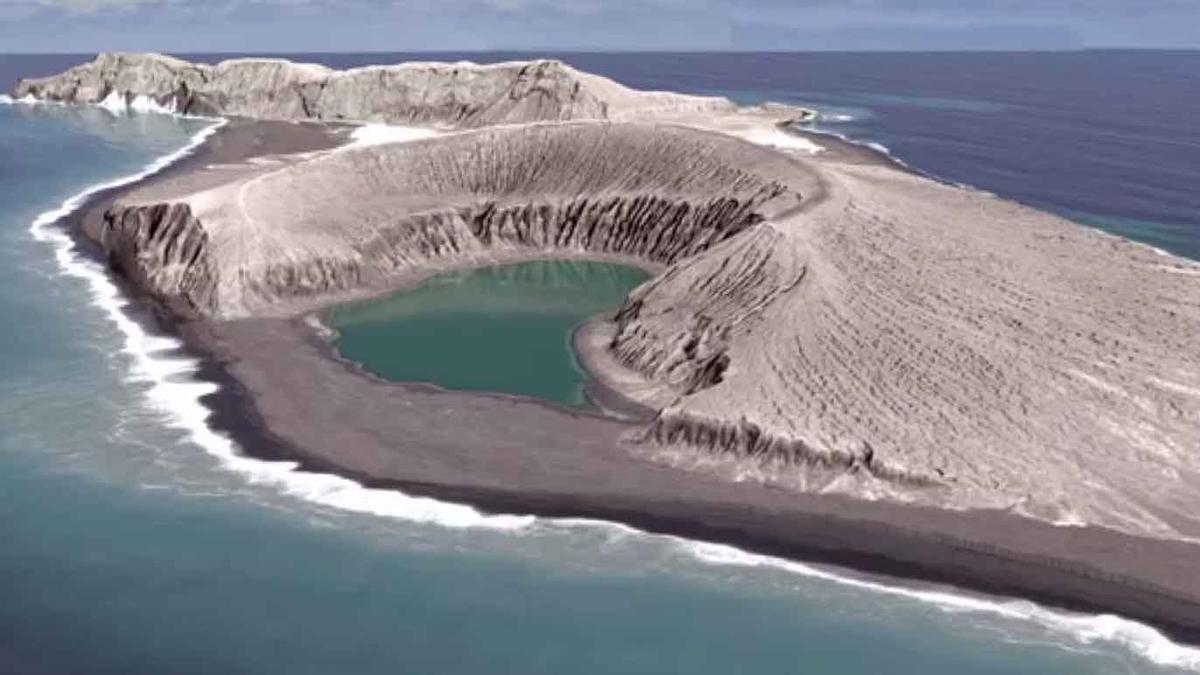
[[100, 121, 807, 318], [24, 55, 1200, 643], [13, 52, 737, 125], [181, 312, 1200, 645], [89, 109, 1200, 545]]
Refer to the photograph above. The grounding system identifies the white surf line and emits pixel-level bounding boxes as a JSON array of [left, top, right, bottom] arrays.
[[26, 133, 531, 531], [22, 106, 527, 532], [25, 105, 1200, 673], [0, 93, 40, 105], [544, 516, 1200, 671], [821, 113, 856, 123], [678, 537, 1200, 671], [801, 115, 1200, 269], [2, 91, 211, 120], [96, 91, 179, 116], [797, 123, 975, 188]]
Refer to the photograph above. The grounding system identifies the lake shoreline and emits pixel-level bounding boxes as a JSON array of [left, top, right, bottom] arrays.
[[58, 117, 1200, 650], [318, 260, 659, 417]]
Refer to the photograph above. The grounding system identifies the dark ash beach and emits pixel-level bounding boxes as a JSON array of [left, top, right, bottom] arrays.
[[59, 117, 1200, 647]]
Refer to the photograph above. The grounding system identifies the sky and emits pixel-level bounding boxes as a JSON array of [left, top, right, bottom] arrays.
[[1, 0, 1199, 53]]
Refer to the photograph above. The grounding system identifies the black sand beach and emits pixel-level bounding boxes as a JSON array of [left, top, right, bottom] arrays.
[[64, 118, 1200, 646]]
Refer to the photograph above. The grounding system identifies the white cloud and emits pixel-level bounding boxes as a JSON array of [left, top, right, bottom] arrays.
[[0, 0, 321, 14], [0, 0, 158, 12], [476, 0, 704, 16]]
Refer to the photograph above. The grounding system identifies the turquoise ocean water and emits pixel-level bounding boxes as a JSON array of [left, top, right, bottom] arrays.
[[2, 52, 1200, 674]]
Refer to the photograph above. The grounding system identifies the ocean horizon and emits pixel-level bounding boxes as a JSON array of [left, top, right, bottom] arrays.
[[2, 51, 1199, 674]]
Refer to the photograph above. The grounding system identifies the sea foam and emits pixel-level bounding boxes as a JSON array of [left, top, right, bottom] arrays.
[[4, 91, 213, 119], [676, 538, 1200, 671], [0, 93, 39, 105], [25, 104, 1200, 674], [96, 91, 181, 116], [802, 124, 992, 194]]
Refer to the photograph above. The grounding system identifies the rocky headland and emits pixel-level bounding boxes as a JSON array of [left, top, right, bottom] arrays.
[[13, 52, 735, 124], [16, 54, 1200, 643]]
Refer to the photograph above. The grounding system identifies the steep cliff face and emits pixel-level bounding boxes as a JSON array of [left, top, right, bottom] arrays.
[[609, 224, 802, 395], [97, 202, 220, 317], [100, 122, 803, 319], [13, 53, 735, 126], [467, 194, 780, 265]]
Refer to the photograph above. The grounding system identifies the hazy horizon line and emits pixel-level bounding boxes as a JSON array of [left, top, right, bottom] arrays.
[[3, 46, 1199, 56]]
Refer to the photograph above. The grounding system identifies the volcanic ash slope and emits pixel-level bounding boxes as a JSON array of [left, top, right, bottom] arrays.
[[13, 52, 733, 125], [98, 122, 804, 316], [620, 156, 1200, 542], [94, 114, 1200, 542]]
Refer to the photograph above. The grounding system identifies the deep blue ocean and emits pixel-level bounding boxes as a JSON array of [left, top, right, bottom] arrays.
[[1, 52, 1199, 674]]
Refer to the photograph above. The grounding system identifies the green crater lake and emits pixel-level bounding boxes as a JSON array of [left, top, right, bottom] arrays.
[[326, 260, 651, 406]]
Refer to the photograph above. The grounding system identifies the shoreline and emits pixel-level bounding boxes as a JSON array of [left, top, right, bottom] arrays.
[[572, 317, 660, 421], [50, 114, 1200, 657], [180, 315, 1200, 651], [786, 120, 1200, 269]]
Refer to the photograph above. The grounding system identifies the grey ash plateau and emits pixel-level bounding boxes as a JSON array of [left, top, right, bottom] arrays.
[[15, 53, 1200, 545]]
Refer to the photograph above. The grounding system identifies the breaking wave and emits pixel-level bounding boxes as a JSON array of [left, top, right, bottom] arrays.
[[4, 91, 211, 119], [96, 91, 181, 116], [678, 539, 1200, 671]]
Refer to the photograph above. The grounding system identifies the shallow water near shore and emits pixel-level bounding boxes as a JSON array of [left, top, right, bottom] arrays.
[[3, 53, 1200, 674], [327, 261, 649, 406]]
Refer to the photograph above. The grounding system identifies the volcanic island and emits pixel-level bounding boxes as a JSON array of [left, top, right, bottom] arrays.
[[14, 53, 1200, 642]]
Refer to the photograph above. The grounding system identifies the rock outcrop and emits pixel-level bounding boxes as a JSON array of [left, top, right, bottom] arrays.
[[12, 53, 735, 126], [98, 202, 218, 317]]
